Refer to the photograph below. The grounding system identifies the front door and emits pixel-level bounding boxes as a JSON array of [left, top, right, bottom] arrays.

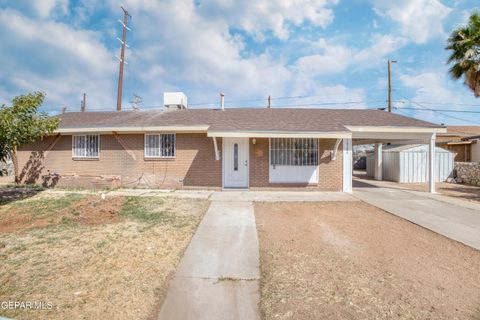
[[223, 138, 249, 188]]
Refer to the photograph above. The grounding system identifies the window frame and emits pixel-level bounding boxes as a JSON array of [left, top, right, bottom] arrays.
[[269, 138, 318, 166], [72, 134, 100, 159], [144, 133, 176, 159]]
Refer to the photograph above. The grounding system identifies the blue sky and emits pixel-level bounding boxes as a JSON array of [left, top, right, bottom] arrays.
[[0, 0, 479, 125]]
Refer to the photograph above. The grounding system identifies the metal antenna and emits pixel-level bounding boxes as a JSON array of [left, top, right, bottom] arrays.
[[116, 6, 131, 111], [81, 93, 86, 112]]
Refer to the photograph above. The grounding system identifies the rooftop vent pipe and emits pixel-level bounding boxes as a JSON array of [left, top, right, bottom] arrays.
[[220, 92, 225, 110]]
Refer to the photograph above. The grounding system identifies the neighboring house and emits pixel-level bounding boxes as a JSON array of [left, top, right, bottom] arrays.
[[16, 93, 445, 192], [460, 135, 480, 162], [437, 126, 480, 162]]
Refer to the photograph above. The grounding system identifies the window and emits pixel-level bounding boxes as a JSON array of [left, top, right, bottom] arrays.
[[72, 135, 100, 158], [270, 138, 318, 166], [233, 143, 238, 171], [145, 133, 176, 158]]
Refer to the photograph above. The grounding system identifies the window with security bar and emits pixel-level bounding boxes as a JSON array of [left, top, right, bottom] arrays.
[[72, 135, 100, 158], [270, 138, 318, 166], [145, 134, 176, 158]]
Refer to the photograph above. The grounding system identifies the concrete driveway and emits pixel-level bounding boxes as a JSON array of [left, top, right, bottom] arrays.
[[353, 177, 480, 250]]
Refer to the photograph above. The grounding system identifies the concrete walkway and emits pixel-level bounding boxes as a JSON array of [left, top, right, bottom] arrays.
[[158, 200, 260, 320], [353, 178, 480, 251]]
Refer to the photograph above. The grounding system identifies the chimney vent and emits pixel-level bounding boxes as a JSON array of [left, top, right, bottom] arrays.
[[220, 92, 225, 110]]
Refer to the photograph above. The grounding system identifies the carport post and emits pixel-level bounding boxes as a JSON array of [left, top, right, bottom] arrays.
[[374, 143, 383, 180], [428, 133, 436, 193]]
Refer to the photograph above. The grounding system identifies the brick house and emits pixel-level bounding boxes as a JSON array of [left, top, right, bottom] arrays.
[[17, 93, 445, 192]]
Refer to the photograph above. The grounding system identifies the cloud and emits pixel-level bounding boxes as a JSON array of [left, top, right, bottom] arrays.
[[293, 34, 407, 79], [295, 39, 351, 76], [0, 8, 116, 111], [400, 72, 459, 103], [195, 0, 339, 40], [398, 71, 478, 124], [371, 0, 452, 43]]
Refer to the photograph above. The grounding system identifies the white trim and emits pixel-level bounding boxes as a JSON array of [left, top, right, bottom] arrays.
[[331, 139, 342, 160], [212, 137, 220, 160], [209, 131, 351, 139], [144, 133, 176, 159], [58, 125, 208, 134], [345, 125, 446, 133], [342, 138, 352, 192], [351, 132, 438, 140]]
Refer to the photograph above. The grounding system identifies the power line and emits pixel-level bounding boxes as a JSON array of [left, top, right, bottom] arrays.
[[394, 107, 480, 114], [399, 98, 480, 125]]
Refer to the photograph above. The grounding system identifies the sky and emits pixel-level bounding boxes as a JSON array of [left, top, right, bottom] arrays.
[[0, 0, 479, 125]]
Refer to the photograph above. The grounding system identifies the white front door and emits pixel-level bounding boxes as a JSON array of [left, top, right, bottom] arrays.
[[223, 138, 249, 188]]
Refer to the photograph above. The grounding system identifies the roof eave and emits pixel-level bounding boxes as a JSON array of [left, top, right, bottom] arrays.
[[207, 130, 352, 139], [55, 125, 209, 134]]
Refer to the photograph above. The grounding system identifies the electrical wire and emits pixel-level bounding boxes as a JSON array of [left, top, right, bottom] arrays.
[[398, 98, 480, 125]]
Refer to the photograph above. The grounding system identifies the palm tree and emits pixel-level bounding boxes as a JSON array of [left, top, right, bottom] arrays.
[[446, 12, 480, 97]]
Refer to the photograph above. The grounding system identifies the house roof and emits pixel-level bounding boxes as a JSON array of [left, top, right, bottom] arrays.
[[56, 108, 443, 135], [439, 126, 480, 137]]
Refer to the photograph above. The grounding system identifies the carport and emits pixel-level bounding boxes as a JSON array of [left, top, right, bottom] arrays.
[[347, 126, 447, 193]]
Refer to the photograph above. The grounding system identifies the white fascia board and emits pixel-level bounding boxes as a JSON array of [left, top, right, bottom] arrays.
[[207, 130, 352, 139], [56, 125, 209, 134], [345, 126, 447, 133]]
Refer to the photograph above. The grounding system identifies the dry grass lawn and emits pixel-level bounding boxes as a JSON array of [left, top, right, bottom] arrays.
[[0, 190, 209, 319], [255, 201, 480, 320]]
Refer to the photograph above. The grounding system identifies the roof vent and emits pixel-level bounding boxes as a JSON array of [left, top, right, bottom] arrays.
[[164, 92, 188, 109]]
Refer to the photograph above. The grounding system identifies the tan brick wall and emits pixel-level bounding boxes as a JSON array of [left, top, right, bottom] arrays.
[[17, 135, 344, 190], [249, 138, 343, 191], [17, 133, 222, 189]]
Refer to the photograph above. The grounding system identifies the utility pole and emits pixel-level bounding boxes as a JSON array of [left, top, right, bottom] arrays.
[[116, 6, 131, 112], [388, 60, 397, 113], [267, 95, 272, 108]]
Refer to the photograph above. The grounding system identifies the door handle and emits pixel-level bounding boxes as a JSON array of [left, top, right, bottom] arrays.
[[245, 160, 248, 166]]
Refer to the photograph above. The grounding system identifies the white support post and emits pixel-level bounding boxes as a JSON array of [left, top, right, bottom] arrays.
[[212, 137, 220, 160], [331, 138, 342, 160], [429, 133, 436, 193], [374, 143, 383, 181], [342, 138, 352, 192]]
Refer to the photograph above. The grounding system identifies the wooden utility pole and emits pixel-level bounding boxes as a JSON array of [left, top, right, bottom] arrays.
[[116, 6, 131, 112], [267, 95, 272, 108], [388, 60, 397, 113]]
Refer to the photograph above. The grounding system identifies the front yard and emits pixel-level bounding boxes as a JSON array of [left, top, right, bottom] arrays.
[[255, 201, 480, 320], [0, 188, 209, 319]]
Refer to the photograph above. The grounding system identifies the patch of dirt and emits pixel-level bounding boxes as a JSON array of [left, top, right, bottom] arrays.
[[0, 197, 209, 320], [255, 201, 480, 320], [68, 196, 124, 226], [0, 195, 125, 233]]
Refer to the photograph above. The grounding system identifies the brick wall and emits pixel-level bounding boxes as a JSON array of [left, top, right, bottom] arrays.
[[17, 135, 344, 191], [249, 138, 343, 191], [17, 133, 222, 189]]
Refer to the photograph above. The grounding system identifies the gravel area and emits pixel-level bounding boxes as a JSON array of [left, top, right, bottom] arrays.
[[255, 201, 480, 320]]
